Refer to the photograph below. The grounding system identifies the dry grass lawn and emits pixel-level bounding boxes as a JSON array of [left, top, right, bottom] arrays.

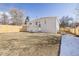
[[0, 25, 61, 56], [0, 32, 60, 56]]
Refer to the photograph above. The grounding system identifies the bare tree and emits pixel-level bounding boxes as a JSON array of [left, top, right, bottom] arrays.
[[9, 8, 25, 25], [74, 4, 79, 34], [60, 16, 73, 27], [1, 12, 9, 25]]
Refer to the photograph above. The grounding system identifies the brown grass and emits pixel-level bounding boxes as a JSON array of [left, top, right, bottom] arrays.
[[0, 32, 60, 56]]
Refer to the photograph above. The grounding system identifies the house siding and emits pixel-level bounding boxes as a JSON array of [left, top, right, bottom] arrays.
[[27, 17, 59, 33]]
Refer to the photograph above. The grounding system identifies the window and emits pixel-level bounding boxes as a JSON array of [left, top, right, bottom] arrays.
[[39, 22, 41, 27], [44, 20, 46, 24], [36, 22, 38, 25]]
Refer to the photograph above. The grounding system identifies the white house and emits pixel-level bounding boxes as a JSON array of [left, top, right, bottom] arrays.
[[27, 17, 59, 33]]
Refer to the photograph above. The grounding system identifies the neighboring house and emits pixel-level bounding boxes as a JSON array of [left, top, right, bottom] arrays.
[[27, 17, 59, 34]]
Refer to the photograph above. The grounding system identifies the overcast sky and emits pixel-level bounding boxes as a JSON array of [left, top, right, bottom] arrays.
[[0, 3, 77, 20]]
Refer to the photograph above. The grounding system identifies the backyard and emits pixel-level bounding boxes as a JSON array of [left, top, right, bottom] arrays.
[[0, 31, 61, 56]]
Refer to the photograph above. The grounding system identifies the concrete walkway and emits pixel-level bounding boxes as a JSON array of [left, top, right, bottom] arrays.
[[60, 34, 79, 56]]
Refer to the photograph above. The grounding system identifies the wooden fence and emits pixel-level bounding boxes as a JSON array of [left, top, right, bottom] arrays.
[[60, 27, 79, 36]]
